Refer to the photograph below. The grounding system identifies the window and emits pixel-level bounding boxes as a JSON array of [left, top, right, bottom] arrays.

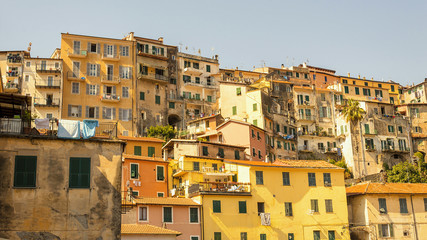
[[202, 146, 209, 156], [313, 231, 320, 240], [257, 132, 261, 140], [253, 119, 258, 126], [72, 82, 80, 94], [252, 148, 256, 157], [260, 234, 267, 240], [239, 201, 247, 213], [207, 95, 213, 102], [26, 61, 31, 67], [424, 198, 427, 211], [391, 85, 395, 91], [355, 87, 360, 95], [122, 87, 129, 98], [46, 113, 53, 119], [218, 148, 224, 158], [363, 88, 371, 96], [308, 173, 316, 186], [169, 102, 175, 109], [258, 150, 262, 159], [69, 157, 90, 188], [88, 63, 99, 77], [378, 224, 394, 237], [195, 77, 200, 84], [193, 62, 199, 69], [134, 146, 141, 156], [213, 200, 221, 213], [388, 125, 395, 133], [206, 64, 211, 72], [193, 162, 200, 171], [155, 95, 160, 104], [120, 66, 132, 79], [214, 232, 221, 240], [14, 156, 37, 188], [240, 232, 247, 240], [119, 108, 132, 121], [25, 75, 29, 82], [325, 199, 333, 212], [235, 150, 240, 160], [191, 237, 199, 240], [190, 207, 199, 223], [120, 46, 129, 56], [148, 147, 155, 157], [138, 206, 148, 221], [253, 103, 257, 111], [282, 172, 290, 186], [89, 43, 98, 53], [236, 87, 242, 96], [328, 231, 335, 240], [399, 198, 408, 213], [130, 163, 139, 179], [288, 233, 294, 240], [323, 173, 331, 186], [344, 86, 349, 94], [378, 198, 387, 213], [232, 106, 237, 115], [140, 92, 145, 100], [157, 192, 164, 197], [183, 75, 191, 82], [285, 202, 293, 216], [256, 171, 264, 184], [86, 84, 98, 95], [257, 202, 265, 215], [157, 166, 165, 181], [311, 199, 319, 213], [163, 207, 172, 223]]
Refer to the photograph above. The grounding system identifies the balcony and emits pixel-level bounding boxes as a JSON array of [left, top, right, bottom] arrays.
[[34, 97, 60, 107], [36, 64, 61, 73], [101, 94, 121, 103], [0, 118, 28, 134], [101, 75, 121, 84], [137, 72, 169, 83], [6, 71, 20, 78], [297, 115, 315, 121], [35, 79, 61, 88], [365, 145, 376, 152], [101, 53, 120, 61], [184, 80, 217, 89], [363, 130, 378, 136], [298, 145, 312, 152], [4, 82, 19, 93], [7, 55, 23, 65], [67, 49, 87, 58], [183, 66, 203, 76], [187, 182, 251, 197], [382, 145, 409, 153], [67, 72, 86, 81], [326, 147, 338, 154]]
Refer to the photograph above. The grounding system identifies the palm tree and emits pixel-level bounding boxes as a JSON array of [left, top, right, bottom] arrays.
[[341, 99, 366, 178]]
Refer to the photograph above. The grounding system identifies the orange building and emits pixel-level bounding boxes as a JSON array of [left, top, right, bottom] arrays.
[[307, 65, 339, 89], [119, 136, 168, 198]]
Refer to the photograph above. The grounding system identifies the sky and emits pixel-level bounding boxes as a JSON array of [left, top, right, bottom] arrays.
[[1, 0, 426, 86]]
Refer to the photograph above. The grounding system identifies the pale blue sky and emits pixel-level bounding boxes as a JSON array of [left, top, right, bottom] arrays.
[[1, 0, 426, 86]]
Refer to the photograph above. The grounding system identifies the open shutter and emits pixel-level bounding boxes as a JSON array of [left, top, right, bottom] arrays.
[[87, 63, 90, 76], [78, 105, 82, 117], [119, 66, 123, 78], [86, 84, 90, 95], [103, 86, 106, 95], [96, 64, 100, 77], [378, 225, 383, 237], [68, 104, 72, 117], [319, 108, 324, 118], [112, 108, 116, 120], [119, 46, 123, 56], [128, 109, 132, 121], [161, 48, 164, 56], [104, 44, 108, 56], [119, 108, 123, 121], [113, 86, 116, 95], [113, 45, 117, 57], [87, 42, 91, 53], [85, 106, 89, 118], [96, 43, 100, 54], [129, 67, 132, 79], [96, 85, 100, 95], [389, 224, 394, 237], [327, 107, 331, 117], [102, 107, 106, 119], [95, 107, 99, 119]]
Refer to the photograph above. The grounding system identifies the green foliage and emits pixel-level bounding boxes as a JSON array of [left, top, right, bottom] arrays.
[[382, 162, 390, 171], [341, 99, 365, 124], [147, 125, 176, 142], [414, 151, 425, 163], [387, 161, 427, 183], [328, 159, 353, 179]]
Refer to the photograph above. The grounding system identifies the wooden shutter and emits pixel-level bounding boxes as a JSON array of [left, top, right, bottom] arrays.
[[96, 43, 100, 54], [378, 224, 383, 237], [213, 200, 221, 212], [14, 156, 37, 187], [68, 104, 72, 116], [319, 108, 324, 118], [119, 66, 123, 78], [119, 46, 123, 56], [96, 85, 100, 95], [86, 84, 90, 95], [134, 146, 141, 156], [85, 106, 89, 118], [157, 166, 164, 180], [103, 86, 106, 95], [78, 105, 82, 117], [112, 108, 116, 120], [95, 107, 99, 119], [104, 44, 108, 56], [69, 157, 90, 188], [96, 64, 100, 77], [389, 224, 394, 237], [148, 147, 155, 157], [87, 42, 91, 52], [239, 201, 246, 213], [87, 63, 90, 76], [128, 109, 132, 121], [129, 67, 132, 79], [119, 108, 123, 120], [102, 107, 106, 119], [112, 86, 116, 95]]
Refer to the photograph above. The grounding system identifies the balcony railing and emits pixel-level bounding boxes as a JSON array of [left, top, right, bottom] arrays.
[[95, 122, 118, 138], [364, 130, 378, 135], [101, 94, 120, 102], [101, 75, 121, 84], [298, 115, 315, 121], [6, 71, 20, 77], [365, 145, 376, 152], [36, 64, 61, 73], [298, 145, 311, 151], [7, 55, 23, 64], [188, 182, 251, 196], [67, 49, 87, 58], [35, 79, 61, 88], [101, 53, 120, 61], [0, 118, 28, 134], [4, 82, 19, 92], [34, 97, 60, 107], [67, 72, 85, 81], [137, 72, 168, 82]]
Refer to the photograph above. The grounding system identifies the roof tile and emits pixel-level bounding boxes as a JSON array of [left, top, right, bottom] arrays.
[[347, 182, 427, 195], [121, 224, 181, 235]]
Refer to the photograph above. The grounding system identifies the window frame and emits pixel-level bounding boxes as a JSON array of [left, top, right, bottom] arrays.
[[255, 171, 264, 185], [14, 155, 37, 188], [189, 207, 199, 223], [282, 172, 290, 186], [138, 206, 149, 222], [399, 198, 408, 214], [156, 165, 165, 182], [308, 173, 316, 186], [130, 163, 139, 180], [69, 157, 91, 189], [213, 200, 221, 213], [325, 199, 333, 213], [285, 202, 293, 216], [162, 206, 173, 223], [239, 201, 247, 214]]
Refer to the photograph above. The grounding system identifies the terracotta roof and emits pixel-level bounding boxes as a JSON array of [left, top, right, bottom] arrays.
[[216, 119, 266, 133], [121, 224, 181, 235], [163, 139, 247, 150], [347, 182, 427, 196], [123, 154, 167, 163], [187, 114, 221, 124], [119, 136, 164, 143], [224, 159, 343, 170], [134, 197, 201, 206]]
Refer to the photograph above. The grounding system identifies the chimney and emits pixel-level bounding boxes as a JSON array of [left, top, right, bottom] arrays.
[[363, 77, 366, 80], [371, 77, 374, 80], [358, 75, 361, 79], [129, 32, 135, 40], [236, 67, 238, 70], [281, 64, 285, 69], [424, 78, 427, 82], [158, 37, 164, 43], [303, 62, 307, 68], [215, 55, 218, 60], [347, 72, 350, 77]]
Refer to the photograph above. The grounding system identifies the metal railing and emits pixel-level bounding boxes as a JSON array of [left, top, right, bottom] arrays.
[[6, 71, 20, 77], [95, 122, 118, 138], [0, 118, 28, 134], [188, 182, 251, 196], [137, 72, 168, 82], [36, 64, 62, 72], [4, 82, 19, 89], [34, 97, 60, 106], [101, 53, 120, 60], [68, 49, 87, 57], [102, 94, 120, 101], [35, 79, 61, 88], [101, 75, 121, 83]]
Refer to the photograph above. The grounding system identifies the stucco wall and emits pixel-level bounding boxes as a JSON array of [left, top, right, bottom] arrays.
[[0, 136, 124, 240]]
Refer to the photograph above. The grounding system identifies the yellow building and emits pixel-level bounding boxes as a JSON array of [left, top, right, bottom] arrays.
[[171, 156, 350, 240], [0, 50, 29, 94], [347, 183, 427, 240], [60, 33, 135, 136]]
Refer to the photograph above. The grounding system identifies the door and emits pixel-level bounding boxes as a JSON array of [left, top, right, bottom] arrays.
[[107, 45, 113, 57], [107, 65, 113, 80], [72, 62, 80, 78], [46, 94, 53, 106], [41, 60, 47, 70], [73, 41, 80, 54], [47, 76, 53, 86]]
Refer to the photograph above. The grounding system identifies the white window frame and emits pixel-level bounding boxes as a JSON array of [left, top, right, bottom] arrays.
[[71, 105, 80, 117], [156, 113, 162, 123], [89, 64, 97, 77], [138, 206, 149, 222], [130, 163, 139, 180], [71, 82, 80, 94], [121, 46, 129, 56], [46, 113, 53, 119], [121, 67, 131, 79], [189, 207, 200, 224], [162, 206, 173, 223], [156, 165, 165, 182], [122, 87, 129, 98], [190, 236, 200, 240], [132, 190, 139, 197], [104, 107, 114, 120], [88, 84, 97, 95]]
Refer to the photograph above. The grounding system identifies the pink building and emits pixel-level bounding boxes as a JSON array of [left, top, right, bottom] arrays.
[[122, 198, 201, 240], [215, 119, 267, 161]]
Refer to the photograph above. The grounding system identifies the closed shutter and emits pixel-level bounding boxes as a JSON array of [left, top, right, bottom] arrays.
[[157, 166, 164, 180], [85, 106, 89, 118], [119, 46, 123, 56], [327, 107, 331, 117], [119, 108, 123, 120], [319, 108, 324, 118], [389, 224, 394, 237], [119, 66, 123, 78], [163, 207, 172, 222], [234, 150, 240, 160], [86, 84, 90, 95], [78, 105, 82, 117], [160, 48, 164, 56], [104, 44, 108, 56], [96, 85, 100, 95], [103, 86, 106, 95], [69, 157, 90, 188], [102, 107, 106, 119], [140, 92, 145, 100], [68, 104, 72, 117], [112, 108, 116, 120], [130, 164, 138, 178], [112, 86, 116, 95], [87, 42, 91, 52], [113, 45, 117, 57], [189, 208, 198, 223], [148, 147, 155, 157], [14, 156, 37, 187], [378, 224, 383, 237], [87, 63, 90, 76], [95, 107, 99, 119], [96, 64, 100, 77], [129, 67, 132, 79], [134, 146, 141, 156], [128, 109, 132, 122], [213, 200, 221, 213], [239, 201, 246, 213]]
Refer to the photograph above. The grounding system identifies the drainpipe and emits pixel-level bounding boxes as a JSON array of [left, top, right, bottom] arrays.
[[200, 203, 205, 240], [410, 195, 419, 240], [359, 120, 367, 177]]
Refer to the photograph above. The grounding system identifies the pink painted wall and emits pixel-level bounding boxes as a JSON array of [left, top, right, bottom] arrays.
[[249, 125, 266, 161]]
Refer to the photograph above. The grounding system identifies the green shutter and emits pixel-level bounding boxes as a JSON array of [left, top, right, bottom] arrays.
[[155, 95, 160, 104], [148, 147, 155, 157], [260, 234, 267, 240], [232, 106, 237, 115], [69, 157, 90, 188], [190, 207, 199, 222], [134, 146, 142, 156], [232, 174, 237, 182], [202, 146, 209, 156], [214, 232, 221, 240], [328, 231, 335, 240], [140, 92, 145, 100], [131, 164, 139, 178], [239, 201, 247, 213], [213, 200, 221, 213], [169, 102, 175, 109], [234, 150, 240, 160], [236, 87, 241, 95], [157, 166, 164, 181], [364, 124, 370, 134], [14, 156, 37, 188], [253, 103, 257, 111], [163, 207, 172, 222], [344, 86, 349, 94], [253, 119, 258, 126]]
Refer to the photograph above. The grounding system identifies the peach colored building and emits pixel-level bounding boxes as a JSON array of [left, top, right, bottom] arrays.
[[119, 136, 164, 157], [186, 114, 224, 139], [307, 65, 340, 89], [215, 119, 267, 161], [121, 224, 181, 240], [122, 198, 201, 240]]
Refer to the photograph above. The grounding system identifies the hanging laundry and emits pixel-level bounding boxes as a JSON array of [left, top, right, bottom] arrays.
[[57, 120, 80, 139], [35, 118, 50, 129], [82, 119, 99, 139]]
